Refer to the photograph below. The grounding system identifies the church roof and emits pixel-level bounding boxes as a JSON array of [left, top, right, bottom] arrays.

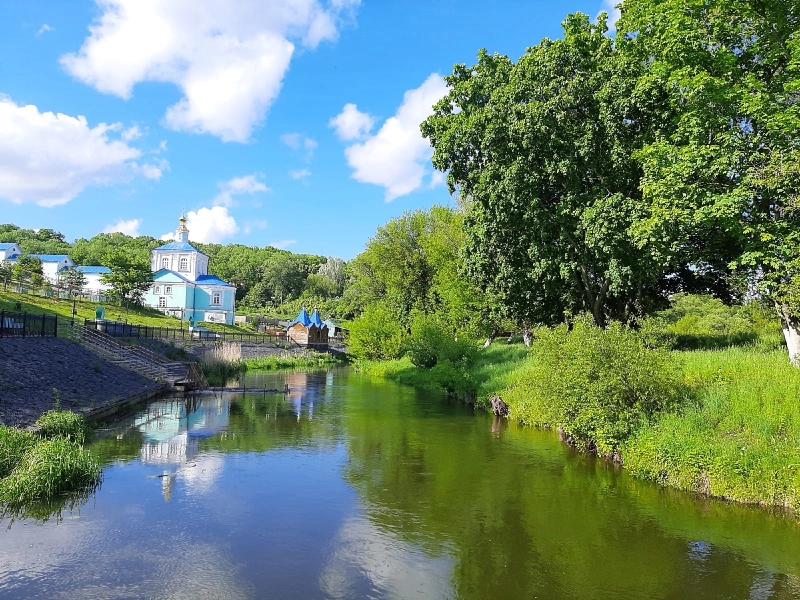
[[196, 274, 233, 286], [289, 307, 312, 327], [155, 240, 200, 252], [309, 308, 324, 328]]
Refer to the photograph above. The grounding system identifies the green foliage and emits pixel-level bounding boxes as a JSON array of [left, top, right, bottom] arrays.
[[0, 427, 36, 478], [102, 249, 153, 306], [35, 410, 89, 444], [406, 312, 475, 368], [345, 303, 408, 360], [60, 266, 87, 296], [244, 352, 345, 371], [503, 319, 686, 455], [0, 225, 70, 255], [0, 438, 101, 504]]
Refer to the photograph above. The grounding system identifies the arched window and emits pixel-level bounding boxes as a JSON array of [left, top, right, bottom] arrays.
[[180, 257, 188, 271], [212, 292, 221, 305], [161, 257, 169, 269]]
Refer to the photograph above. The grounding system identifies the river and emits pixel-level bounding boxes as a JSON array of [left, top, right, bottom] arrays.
[[1, 368, 799, 599]]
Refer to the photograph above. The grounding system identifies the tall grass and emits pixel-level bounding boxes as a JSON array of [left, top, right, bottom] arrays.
[[245, 352, 344, 371], [200, 342, 246, 385], [0, 412, 102, 508], [624, 349, 800, 510]]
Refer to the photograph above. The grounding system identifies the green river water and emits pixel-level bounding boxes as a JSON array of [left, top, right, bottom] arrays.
[[1, 368, 799, 599]]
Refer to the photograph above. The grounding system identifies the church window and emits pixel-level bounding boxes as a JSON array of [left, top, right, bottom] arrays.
[[154, 286, 161, 294], [180, 257, 189, 271], [165, 286, 172, 294], [161, 257, 169, 269], [212, 291, 221, 305], [158, 297, 166, 308]]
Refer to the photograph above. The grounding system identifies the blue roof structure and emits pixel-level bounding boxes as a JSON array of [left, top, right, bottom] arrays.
[[289, 307, 312, 327], [309, 308, 324, 328], [155, 240, 200, 252], [29, 254, 72, 262], [0, 243, 18, 250], [76, 265, 111, 274], [196, 274, 233, 286]]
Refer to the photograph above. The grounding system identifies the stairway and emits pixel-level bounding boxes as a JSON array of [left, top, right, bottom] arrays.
[[59, 321, 199, 386]]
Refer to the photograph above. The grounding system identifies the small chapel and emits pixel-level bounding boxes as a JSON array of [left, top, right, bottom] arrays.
[[143, 213, 236, 325]]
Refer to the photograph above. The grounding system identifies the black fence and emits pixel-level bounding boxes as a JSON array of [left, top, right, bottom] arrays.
[[85, 319, 286, 344], [0, 311, 60, 338]]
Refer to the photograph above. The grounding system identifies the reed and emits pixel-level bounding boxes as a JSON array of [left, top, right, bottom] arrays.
[[200, 342, 247, 385], [35, 410, 89, 444], [0, 426, 36, 478]]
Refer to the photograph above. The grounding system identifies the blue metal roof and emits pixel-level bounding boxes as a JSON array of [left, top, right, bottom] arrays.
[[196, 274, 232, 286], [155, 241, 200, 252], [76, 265, 111, 274], [0, 243, 18, 250], [309, 309, 323, 328], [289, 307, 312, 327], [29, 254, 72, 262]]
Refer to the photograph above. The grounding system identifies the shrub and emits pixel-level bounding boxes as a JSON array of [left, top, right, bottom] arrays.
[[35, 410, 88, 444], [0, 438, 102, 504], [0, 426, 36, 478], [407, 312, 476, 368], [503, 318, 687, 456], [346, 303, 408, 360]]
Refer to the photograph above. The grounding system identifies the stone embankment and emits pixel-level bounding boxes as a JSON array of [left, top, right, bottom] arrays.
[[0, 338, 161, 427]]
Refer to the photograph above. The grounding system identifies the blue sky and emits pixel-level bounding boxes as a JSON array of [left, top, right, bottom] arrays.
[[0, 0, 617, 259]]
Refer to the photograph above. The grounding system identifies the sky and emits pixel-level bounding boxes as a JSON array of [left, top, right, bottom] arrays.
[[0, 0, 619, 259]]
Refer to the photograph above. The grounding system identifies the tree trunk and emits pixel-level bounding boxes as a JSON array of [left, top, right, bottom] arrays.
[[522, 325, 532, 347], [779, 306, 800, 366], [483, 328, 498, 348]]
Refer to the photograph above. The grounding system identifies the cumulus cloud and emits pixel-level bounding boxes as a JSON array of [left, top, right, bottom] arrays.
[[121, 124, 142, 141], [328, 103, 374, 141], [289, 168, 311, 180], [37, 24, 54, 36], [599, 0, 621, 30], [270, 239, 297, 249], [162, 206, 239, 243], [61, 0, 360, 142], [103, 218, 141, 236], [0, 96, 143, 207], [281, 132, 318, 160], [340, 74, 448, 202], [212, 173, 270, 207]]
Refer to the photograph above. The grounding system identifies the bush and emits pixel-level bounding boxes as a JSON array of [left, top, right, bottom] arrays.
[[407, 312, 476, 368], [35, 410, 88, 444], [503, 318, 687, 455], [0, 426, 36, 478], [346, 303, 408, 360], [0, 438, 101, 504]]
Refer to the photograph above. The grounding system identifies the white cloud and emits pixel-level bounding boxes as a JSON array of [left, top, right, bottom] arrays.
[[329, 103, 374, 140], [162, 206, 240, 243], [61, 0, 360, 142], [212, 173, 270, 207], [599, 0, 621, 31], [37, 24, 54, 36], [341, 74, 448, 202], [270, 239, 297, 249], [133, 158, 169, 181], [103, 218, 141, 236], [289, 168, 311, 180], [281, 132, 318, 160], [121, 124, 142, 141], [0, 96, 143, 207]]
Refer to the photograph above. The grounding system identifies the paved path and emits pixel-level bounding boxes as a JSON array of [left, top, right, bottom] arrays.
[[0, 337, 160, 426]]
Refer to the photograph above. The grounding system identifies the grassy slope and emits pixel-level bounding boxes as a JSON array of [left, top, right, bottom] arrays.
[[0, 289, 250, 333], [359, 343, 800, 511]]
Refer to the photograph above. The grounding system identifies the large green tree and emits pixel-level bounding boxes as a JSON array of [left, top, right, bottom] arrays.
[[422, 13, 665, 334], [101, 250, 153, 321], [618, 0, 800, 362]]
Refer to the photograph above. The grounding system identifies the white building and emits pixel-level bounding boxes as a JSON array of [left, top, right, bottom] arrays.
[[0, 243, 21, 262], [75, 265, 112, 293], [28, 254, 75, 282]]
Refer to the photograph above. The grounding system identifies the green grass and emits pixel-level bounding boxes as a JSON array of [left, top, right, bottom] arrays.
[[0, 289, 250, 333], [0, 413, 102, 508], [245, 352, 346, 371]]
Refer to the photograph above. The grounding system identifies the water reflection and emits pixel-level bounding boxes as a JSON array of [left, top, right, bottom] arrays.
[[0, 368, 799, 599]]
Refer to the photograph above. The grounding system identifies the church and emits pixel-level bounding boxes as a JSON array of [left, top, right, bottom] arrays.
[[143, 214, 236, 325]]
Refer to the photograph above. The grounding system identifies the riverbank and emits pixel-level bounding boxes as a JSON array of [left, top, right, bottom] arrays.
[[0, 338, 161, 427], [357, 342, 800, 512]]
